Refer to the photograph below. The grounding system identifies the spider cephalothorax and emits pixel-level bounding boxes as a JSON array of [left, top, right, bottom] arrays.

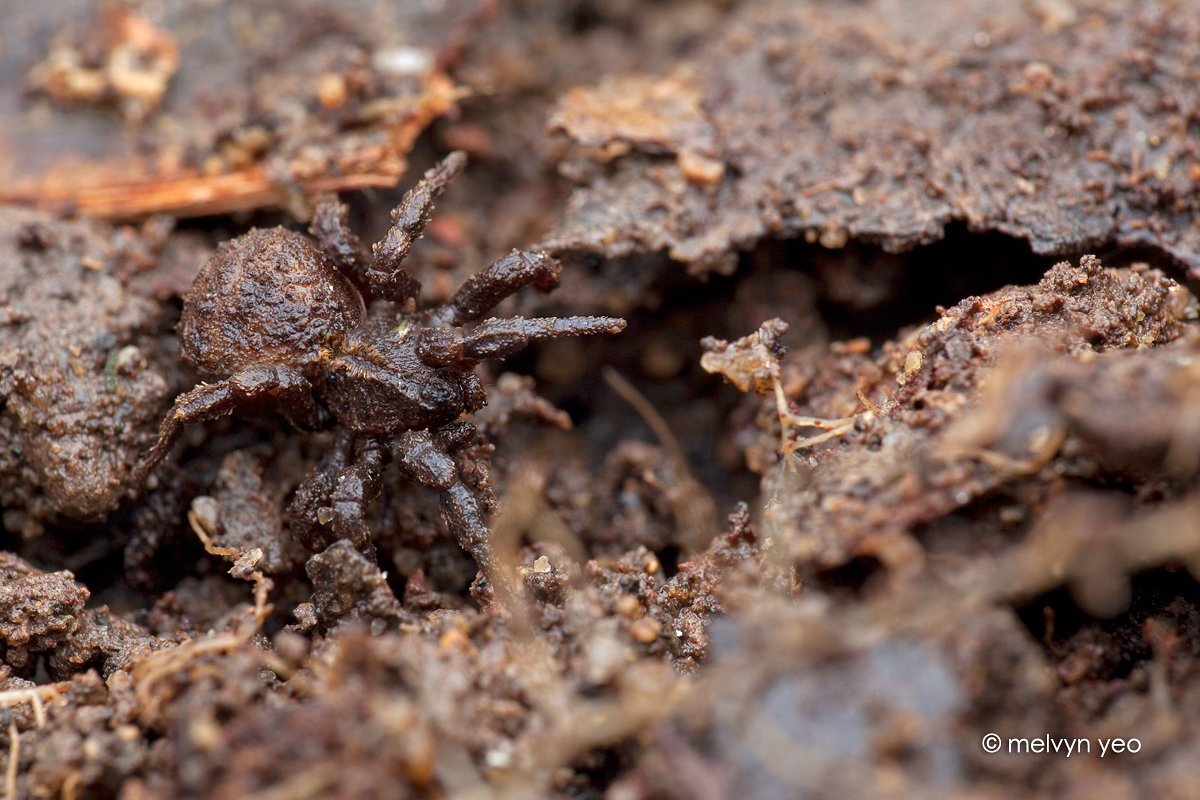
[[134, 152, 625, 577]]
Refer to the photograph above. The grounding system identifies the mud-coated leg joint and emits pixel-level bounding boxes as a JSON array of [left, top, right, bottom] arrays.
[[132, 364, 317, 490], [311, 194, 370, 291], [289, 429, 355, 552], [391, 430, 457, 490], [428, 250, 563, 327], [416, 316, 627, 366], [441, 481, 500, 578], [367, 151, 467, 304], [331, 438, 389, 550]]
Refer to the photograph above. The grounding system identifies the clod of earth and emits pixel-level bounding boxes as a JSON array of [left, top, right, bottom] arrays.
[[0, 210, 172, 535], [749, 255, 1196, 575], [542, 1, 1200, 277]]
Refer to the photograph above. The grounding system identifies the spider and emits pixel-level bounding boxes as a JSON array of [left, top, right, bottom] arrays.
[[133, 151, 625, 577]]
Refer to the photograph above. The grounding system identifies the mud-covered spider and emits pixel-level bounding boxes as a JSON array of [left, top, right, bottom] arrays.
[[134, 151, 625, 576]]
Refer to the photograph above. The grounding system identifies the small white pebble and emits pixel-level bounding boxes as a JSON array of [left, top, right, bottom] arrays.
[[373, 46, 434, 77], [190, 496, 219, 533]]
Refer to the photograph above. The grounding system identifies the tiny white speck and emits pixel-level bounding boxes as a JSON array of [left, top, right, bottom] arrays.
[[373, 47, 435, 77], [973, 31, 991, 47]]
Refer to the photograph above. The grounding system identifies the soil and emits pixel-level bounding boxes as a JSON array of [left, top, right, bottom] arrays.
[[541, 0, 1200, 279], [4, 1, 1200, 799]]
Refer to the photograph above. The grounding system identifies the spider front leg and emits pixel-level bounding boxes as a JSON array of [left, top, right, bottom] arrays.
[[367, 151, 468, 305], [290, 430, 389, 554], [132, 364, 319, 488], [417, 316, 628, 366], [427, 250, 563, 327], [391, 428, 500, 578]]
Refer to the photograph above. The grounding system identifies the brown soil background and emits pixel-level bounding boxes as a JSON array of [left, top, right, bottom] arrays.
[[4, 1, 1200, 798]]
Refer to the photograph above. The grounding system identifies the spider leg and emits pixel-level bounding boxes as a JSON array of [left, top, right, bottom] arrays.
[[435, 420, 499, 514], [289, 428, 354, 552], [132, 364, 317, 488], [441, 481, 494, 577], [417, 316, 627, 367], [427, 250, 563, 327], [310, 194, 370, 291], [329, 437, 389, 551], [391, 428, 500, 578], [367, 151, 467, 305], [290, 432, 389, 553]]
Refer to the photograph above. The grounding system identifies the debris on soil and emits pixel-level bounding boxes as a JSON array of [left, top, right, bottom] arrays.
[[548, 71, 721, 183], [304, 540, 402, 634], [187, 449, 306, 577], [753, 256, 1197, 574], [0, 553, 88, 669], [602, 366, 720, 553], [0, 0, 485, 219], [702, 318, 858, 464], [25, 4, 179, 124], [473, 372, 573, 438], [542, 0, 1200, 277]]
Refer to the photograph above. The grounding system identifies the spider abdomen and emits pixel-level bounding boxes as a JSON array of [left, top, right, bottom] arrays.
[[180, 229, 364, 376]]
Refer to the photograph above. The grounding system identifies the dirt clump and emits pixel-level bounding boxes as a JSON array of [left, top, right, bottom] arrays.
[[543, 0, 1200, 278], [0, 553, 89, 670], [0, 209, 175, 536], [723, 256, 1198, 574]]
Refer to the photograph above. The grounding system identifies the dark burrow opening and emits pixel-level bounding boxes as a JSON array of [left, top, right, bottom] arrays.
[[512, 224, 1078, 578], [521, 223, 1072, 513], [808, 555, 887, 602], [1015, 567, 1200, 683], [764, 221, 1060, 345]]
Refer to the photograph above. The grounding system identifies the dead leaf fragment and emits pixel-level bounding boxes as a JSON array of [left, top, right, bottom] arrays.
[[550, 73, 716, 156]]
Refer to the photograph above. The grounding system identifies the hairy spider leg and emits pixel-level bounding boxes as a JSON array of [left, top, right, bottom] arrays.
[[329, 438, 389, 550], [289, 429, 355, 552], [132, 364, 319, 488], [427, 250, 563, 328], [288, 433, 400, 556], [433, 419, 500, 514], [417, 316, 628, 367], [367, 150, 468, 304], [391, 428, 501, 578], [310, 194, 370, 291], [289, 426, 500, 578], [440, 482, 496, 578]]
